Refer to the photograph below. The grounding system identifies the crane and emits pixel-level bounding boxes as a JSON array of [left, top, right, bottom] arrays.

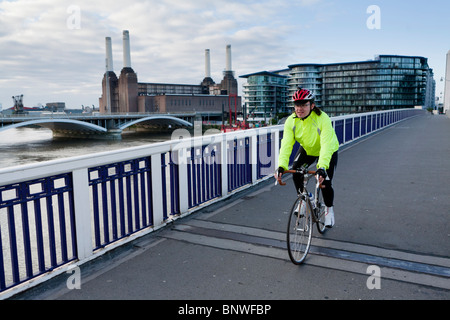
[[12, 94, 24, 114]]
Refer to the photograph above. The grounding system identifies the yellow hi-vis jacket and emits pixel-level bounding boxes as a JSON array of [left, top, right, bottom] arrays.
[[278, 111, 339, 170]]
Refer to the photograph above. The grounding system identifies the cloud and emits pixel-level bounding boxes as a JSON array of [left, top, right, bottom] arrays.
[[0, 0, 446, 108], [0, 0, 303, 108]]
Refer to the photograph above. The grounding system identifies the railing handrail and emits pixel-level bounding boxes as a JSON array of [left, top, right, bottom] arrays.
[[331, 108, 414, 121]]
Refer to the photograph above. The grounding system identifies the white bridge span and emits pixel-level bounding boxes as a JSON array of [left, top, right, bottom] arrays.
[[0, 114, 195, 139]]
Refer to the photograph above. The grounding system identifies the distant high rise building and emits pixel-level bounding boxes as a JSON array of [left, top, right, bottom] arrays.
[[425, 68, 436, 110], [239, 71, 289, 122], [444, 50, 450, 117]]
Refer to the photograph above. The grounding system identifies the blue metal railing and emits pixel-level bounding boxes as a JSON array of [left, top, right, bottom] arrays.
[[0, 174, 77, 292], [88, 157, 153, 250], [187, 144, 222, 208], [228, 137, 252, 191], [257, 132, 274, 180], [162, 152, 180, 219], [0, 108, 424, 298], [331, 109, 418, 145]]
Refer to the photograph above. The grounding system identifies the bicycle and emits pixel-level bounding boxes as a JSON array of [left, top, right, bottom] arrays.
[[275, 167, 327, 264]]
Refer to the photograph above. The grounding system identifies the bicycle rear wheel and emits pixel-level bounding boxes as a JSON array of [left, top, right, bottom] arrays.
[[286, 196, 313, 265]]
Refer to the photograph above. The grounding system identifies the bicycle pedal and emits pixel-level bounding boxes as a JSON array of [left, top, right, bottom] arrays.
[[296, 225, 309, 232]]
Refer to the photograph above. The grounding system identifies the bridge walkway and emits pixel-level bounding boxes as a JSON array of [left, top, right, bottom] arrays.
[[13, 115, 450, 300]]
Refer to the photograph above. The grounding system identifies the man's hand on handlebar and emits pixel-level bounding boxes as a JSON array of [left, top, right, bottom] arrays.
[[316, 168, 327, 185], [274, 167, 285, 185]]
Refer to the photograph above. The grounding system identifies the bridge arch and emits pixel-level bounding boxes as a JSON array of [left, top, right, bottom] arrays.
[[0, 119, 107, 133], [117, 115, 193, 131]]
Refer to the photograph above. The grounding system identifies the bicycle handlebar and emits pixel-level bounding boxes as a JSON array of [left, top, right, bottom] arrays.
[[284, 169, 317, 175], [275, 168, 324, 188]]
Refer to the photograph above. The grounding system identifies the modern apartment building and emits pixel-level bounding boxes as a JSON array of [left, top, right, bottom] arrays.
[[240, 55, 435, 118], [239, 71, 289, 122], [287, 64, 323, 108]]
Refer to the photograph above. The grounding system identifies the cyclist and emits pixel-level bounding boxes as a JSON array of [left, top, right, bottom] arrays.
[[275, 88, 339, 228]]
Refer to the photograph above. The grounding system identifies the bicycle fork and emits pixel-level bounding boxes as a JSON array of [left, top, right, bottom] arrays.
[[297, 192, 324, 225], [294, 194, 313, 232]]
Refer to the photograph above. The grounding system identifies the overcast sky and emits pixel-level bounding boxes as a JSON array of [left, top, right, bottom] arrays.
[[1, 0, 449, 109]]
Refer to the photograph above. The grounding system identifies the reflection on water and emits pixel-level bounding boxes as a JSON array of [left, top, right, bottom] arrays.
[[0, 127, 173, 169], [0, 127, 177, 288]]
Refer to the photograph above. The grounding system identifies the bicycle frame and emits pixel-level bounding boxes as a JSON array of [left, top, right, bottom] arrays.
[[301, 170, 324, 223], [276, 168, 325, 223]]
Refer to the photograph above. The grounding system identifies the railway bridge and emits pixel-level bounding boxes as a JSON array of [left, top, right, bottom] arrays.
[[0, 112, 221, 139]]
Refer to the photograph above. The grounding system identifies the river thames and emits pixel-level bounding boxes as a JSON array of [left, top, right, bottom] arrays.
[[0, 127, 173, 169]]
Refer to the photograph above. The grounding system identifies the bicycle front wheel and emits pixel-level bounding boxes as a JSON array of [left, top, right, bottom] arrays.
[[316, 188, 327, 234], [286, 196, 313, 265]]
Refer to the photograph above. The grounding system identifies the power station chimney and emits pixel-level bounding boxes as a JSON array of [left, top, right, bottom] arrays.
[[105, 37, 114, 72], [101, 36, 118, 114], [123, 30, 132, 69], [117, 30, 138, 113], [220, 44, 237, 95], [205, 49, 211, 78], [201, 48, 215, 93], [226, 44, 232, 72]]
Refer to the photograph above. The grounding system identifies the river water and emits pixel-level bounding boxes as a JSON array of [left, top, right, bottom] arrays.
[[0, 127, 179, 289], [0, 127, 173, 169]]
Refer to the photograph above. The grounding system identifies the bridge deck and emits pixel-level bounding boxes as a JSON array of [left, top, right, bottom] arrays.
[[13, 115, 450, 300]]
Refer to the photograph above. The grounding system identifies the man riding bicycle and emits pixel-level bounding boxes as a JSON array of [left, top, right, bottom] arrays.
[[275, 88, 339, 228]]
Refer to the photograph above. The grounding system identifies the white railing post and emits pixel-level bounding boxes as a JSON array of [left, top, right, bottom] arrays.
[[343, 118, 346, 143], [274, 128, 280, 172], [359, 116, 362, 137], [177, 148, 189, 214], [366, 114, 369, 135], [351, 117, 355, 142], [221, 134, 228, 197], [151, 155, 164, 226], [251, 129, 258, 183], [72, 168, 93, 260]]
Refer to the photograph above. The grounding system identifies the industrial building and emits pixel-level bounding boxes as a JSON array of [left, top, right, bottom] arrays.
[[99, 31, 241, 117]]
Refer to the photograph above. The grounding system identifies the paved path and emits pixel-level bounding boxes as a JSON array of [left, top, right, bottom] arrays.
[[13, 114, 450, 300]]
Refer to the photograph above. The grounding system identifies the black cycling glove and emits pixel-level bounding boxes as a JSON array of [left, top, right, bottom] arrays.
[[277, 167, 285, 175], [316, 168, 327, 178]]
